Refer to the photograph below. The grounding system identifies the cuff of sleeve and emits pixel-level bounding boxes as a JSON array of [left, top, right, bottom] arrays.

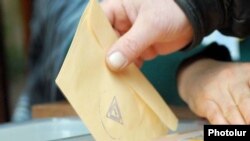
[[175, 0, 204, 50], [175, 0, 226, 50]]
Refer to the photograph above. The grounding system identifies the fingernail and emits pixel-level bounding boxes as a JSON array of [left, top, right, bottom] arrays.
[[108, 52, 127, 70]]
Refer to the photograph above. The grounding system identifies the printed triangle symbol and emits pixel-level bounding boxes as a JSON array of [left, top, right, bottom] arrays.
[[106, 96, 123, 124]]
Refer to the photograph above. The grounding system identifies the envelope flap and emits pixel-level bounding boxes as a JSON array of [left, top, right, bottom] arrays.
[[88, 0, 178, 131]]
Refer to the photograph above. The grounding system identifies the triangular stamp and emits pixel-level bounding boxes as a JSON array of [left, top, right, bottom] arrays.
[[106, 96, 123, 124]]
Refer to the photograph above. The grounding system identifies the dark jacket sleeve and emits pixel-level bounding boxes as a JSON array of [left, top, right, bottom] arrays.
[[175, 0, 250, 49]]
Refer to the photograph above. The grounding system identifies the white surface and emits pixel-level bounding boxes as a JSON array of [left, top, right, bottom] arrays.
[[0, 117, 207, 141], [58, 119, 208, 141], [0, 117, 89, 141], [202, 30, 240, 61], [172, 119, 207, 133]]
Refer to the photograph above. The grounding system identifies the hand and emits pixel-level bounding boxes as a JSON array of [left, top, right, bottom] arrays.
[[178, 58, 250, 124], [101, 0, 193, 71]]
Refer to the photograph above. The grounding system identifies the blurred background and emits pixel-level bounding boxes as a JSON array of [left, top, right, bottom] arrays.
[[1, 0, 250, 126], [0, 1, 249, 140], [0, 0, 30, 123]]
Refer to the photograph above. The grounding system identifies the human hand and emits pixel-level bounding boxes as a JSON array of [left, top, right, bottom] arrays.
[[101, 0, 193, 71], [178, 58, 250, 124]]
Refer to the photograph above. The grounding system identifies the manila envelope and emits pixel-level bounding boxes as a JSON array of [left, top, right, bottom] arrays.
[[56, 0, 178, 141]]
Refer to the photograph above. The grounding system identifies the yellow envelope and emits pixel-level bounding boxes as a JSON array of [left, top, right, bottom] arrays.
[[56, 0, 178, 141]]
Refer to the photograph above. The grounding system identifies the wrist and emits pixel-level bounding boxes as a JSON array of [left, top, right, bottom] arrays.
[[177, 58, 220, 101]]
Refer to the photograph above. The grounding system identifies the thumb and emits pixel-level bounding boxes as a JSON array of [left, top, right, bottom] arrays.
[[106, 16, 158, 71]]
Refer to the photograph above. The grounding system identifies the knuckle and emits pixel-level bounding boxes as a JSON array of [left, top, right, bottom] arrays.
[[200, 83, 217, 99], [148, 16, 169, 38], [223, 104, 237, 117], [238, 94, 250, 105], [207, 110, 220, 123], [243, 110, 250, 124], [241, 63, 250, 71], [240, 63, 250, 79], [205, 101, 220, 122], [237, 96, 250, 123], [217, 68, 235, 79], [246, 115, 250, 124], [202, 92, 212, 100], [122, 37, 141, 58]]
